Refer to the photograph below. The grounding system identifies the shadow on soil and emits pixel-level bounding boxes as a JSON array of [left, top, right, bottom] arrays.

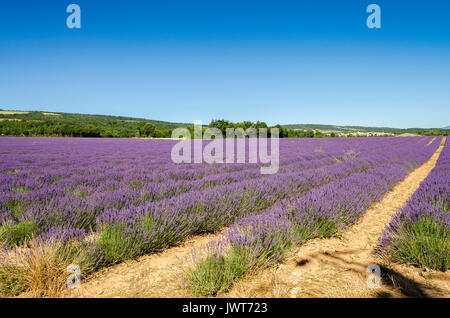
[[295, 249, 446, 298], [376, 265, 443, 298]]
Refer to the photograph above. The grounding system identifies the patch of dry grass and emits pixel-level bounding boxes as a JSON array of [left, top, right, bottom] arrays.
[[0, 240, 95, 298]]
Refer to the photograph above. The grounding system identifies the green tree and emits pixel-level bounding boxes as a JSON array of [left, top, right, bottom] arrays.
[[270, 124, 288, 138], [314, 131, 325, 138], [209, 119, 233, 135], [137, 122, 156, 137]]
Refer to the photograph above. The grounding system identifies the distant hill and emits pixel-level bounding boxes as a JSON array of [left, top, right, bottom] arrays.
[[283, 123, 396, 133], [283, 123, 449, 136], [0, 109, 191, 138], [0, 109, 189, 130]]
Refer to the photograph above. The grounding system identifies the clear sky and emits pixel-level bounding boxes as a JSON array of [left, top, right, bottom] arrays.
[[0, 0, 449, 128]]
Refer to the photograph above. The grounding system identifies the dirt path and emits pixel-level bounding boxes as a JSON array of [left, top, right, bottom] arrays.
[[62, 230, 225, 298], [64, 139, 448, 298], [222, 138, 448, 298]]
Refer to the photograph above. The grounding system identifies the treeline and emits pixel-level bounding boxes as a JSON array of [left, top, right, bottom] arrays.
[[207, 119, 288, 137], [207, 119, 338, 138], [0, 110, 447, 138], [0, 119, 172, 138], [0, 118, 397, 139], [415, 130, 449, 136], [0, 119, 341, 139]]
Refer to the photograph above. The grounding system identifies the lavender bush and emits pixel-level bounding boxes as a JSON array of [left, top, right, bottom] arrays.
[[379, 138, 449, 270]]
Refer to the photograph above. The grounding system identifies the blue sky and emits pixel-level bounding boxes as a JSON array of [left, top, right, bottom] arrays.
[[0, 0, 449, 128]]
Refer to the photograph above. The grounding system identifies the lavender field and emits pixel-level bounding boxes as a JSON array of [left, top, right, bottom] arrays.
[[0, 136, 446, 296]]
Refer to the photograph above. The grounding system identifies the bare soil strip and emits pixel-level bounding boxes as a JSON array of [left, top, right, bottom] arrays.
[[62, 231, 226, 298], [426, 137, 437, 145], [63, 139, 448, 298]]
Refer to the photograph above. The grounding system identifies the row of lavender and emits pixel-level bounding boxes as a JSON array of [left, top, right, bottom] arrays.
[[0, 137, 364, 241], [0, 137, 384, 217], [378, 137, 449, 271], [0, 137, 426, 249], [94, 137, 438, 265], [0, 137, 415, 196], [185, 137, 443, 296], [0, 136, 437, 296]]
